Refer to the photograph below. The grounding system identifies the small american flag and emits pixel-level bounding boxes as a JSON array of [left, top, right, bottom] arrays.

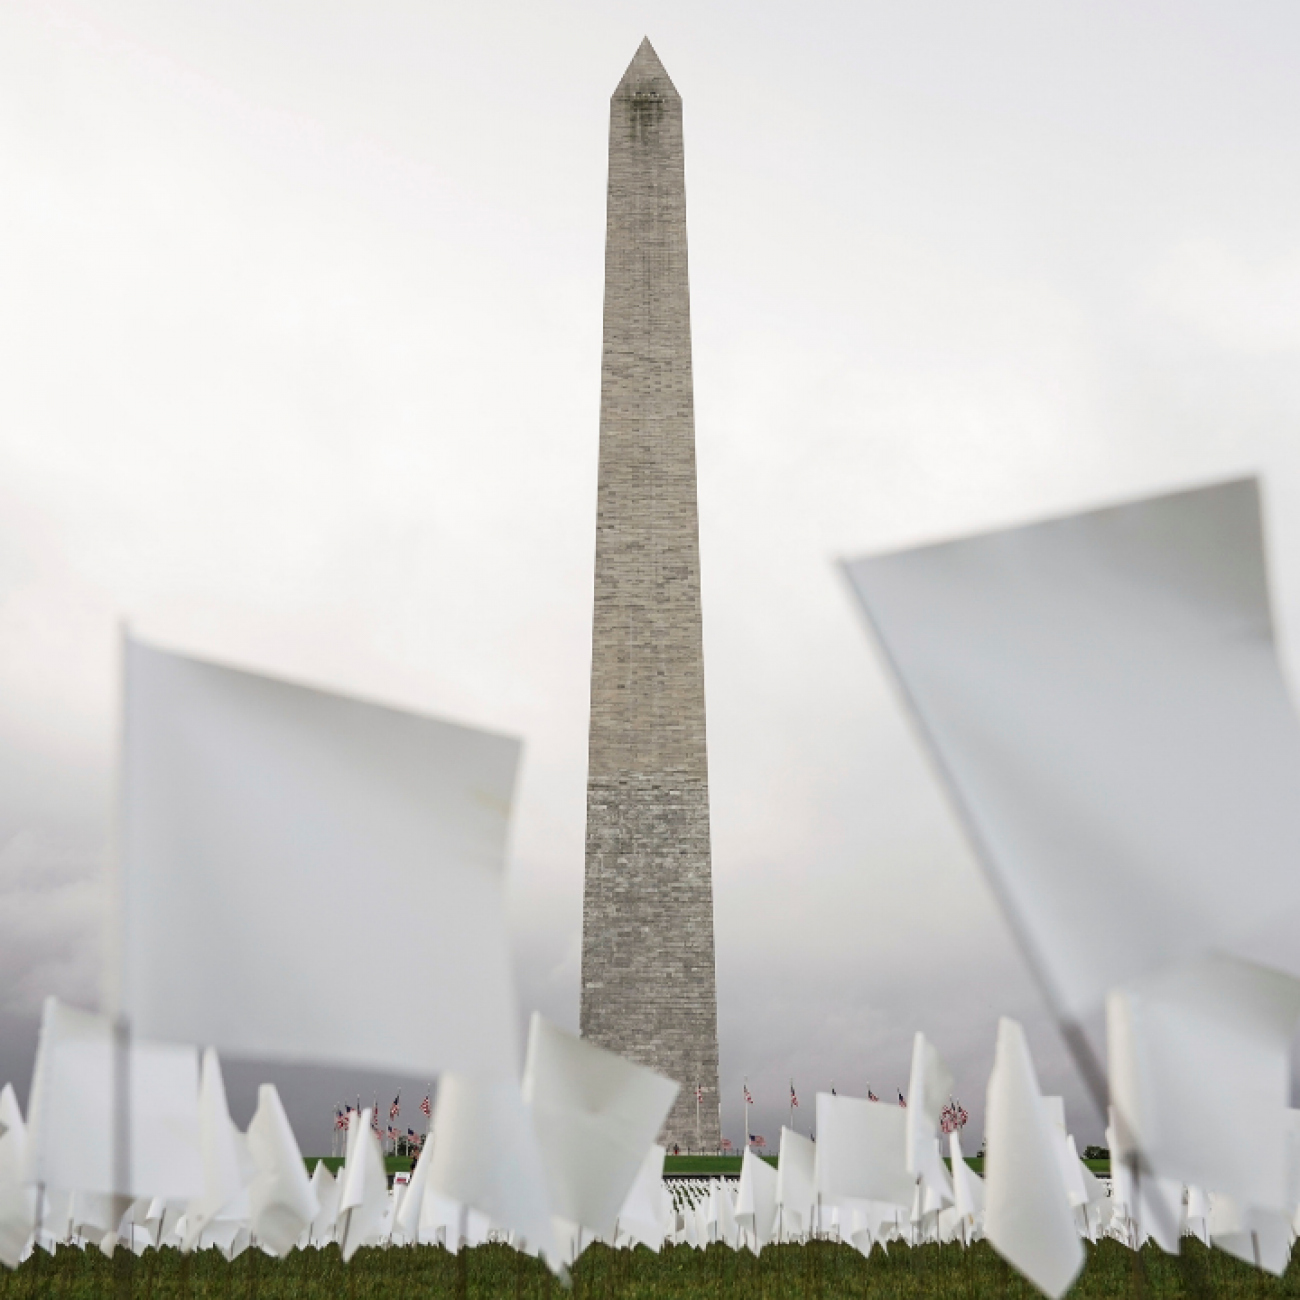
[[390, 1093, 401, 1121], [696, 1083, 704, 1104], [334, 1108, 348, 1131], [749, 1134, 766, 1148], [940, 1097, 970, 1134], [420, 1093, 432, 1118], [720, 1138, 733, 1150], [867, 1086, 879, 1102], [789, 1083, 799, 1108], [743, 1084, 753, 1105], [897, 1089, 907, 1108]]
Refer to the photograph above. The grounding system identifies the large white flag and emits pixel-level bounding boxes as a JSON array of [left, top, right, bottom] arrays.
[[522, 1014, 678, 1239], [843, 479, 1300, 1017], [1107, 952, 1300, 1212], [24, 997, 202, 1201], [813, 1091, 915, 1209], [118, 639, 522, 1081], [984, 1018, 1082, 1298]]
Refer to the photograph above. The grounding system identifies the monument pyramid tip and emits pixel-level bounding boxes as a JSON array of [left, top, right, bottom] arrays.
[[613, 37, 679, 100]]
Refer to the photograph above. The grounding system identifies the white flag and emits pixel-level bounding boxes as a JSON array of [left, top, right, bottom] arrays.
[[984, 1018, 1082, 1298], [118, 639, 522, 1082], [843, 479, 1300, 1016], [1107, 952, 1300, 1212], [522, 1014, 678, 1239]]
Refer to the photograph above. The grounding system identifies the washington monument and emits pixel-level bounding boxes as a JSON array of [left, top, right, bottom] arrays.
[[580, 39, 720, 1148]]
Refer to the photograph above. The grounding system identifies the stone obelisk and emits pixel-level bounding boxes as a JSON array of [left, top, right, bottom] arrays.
[[579, 39, 720, 1148]]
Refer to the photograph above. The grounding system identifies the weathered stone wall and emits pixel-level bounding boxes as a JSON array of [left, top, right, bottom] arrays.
[[580, 39, 720, 1148]]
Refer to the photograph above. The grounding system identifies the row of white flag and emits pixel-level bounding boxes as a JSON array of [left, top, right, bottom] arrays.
[[7, 996, 1300, 1295]]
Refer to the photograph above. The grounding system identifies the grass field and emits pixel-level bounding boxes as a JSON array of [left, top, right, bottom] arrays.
[[654, 1156, 1111, 1178], [0, 1238, 1279, 1298], [305, 1156, 414, 1176], [301, 1155, 1112, 1180]]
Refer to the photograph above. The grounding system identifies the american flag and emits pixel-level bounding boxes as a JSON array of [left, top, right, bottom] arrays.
[[789, 1083, 799, 1108], [940, 1097, 970, 1134], [371, 1105, 381, 1134], [897, 1089, 907, 1108], [749, 1134, 766, 1148], [334, 1108, 348, 1131], [696, 1083, 704, 1104], [743, 1084, 753, 1105], [867, 1086, 879, 1102], [720, 1139, 733, 1150], [420, 1093, 432, 1118], [390, 1093, 401, 1121]]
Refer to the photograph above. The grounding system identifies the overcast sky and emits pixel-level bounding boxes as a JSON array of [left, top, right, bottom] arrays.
[[4, 0, 1300, 1153]]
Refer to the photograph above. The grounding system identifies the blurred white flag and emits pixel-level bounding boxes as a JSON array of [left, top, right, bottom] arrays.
[[984, 1018, 1082, 1298], [522, 1014, 678, 1239], [843, 479, 1300, 1016], [337, 1108, 388, 1262], [905, 1032, 953, 1194], [427, 1074, 556, 1261], [118, 639, 521, 1081], [735, 1145, 777, 1246], [247, 1083, 319, 1256], [813, 1092, 914, 1209], [24, 997, 202, 1201], [0, 1085, 34, 1267], [1108, 952, 1300, 1212], [182, 1047, 252, 1251], [613, 1144, 669, 1251], [774, 1127, 815, 1232]]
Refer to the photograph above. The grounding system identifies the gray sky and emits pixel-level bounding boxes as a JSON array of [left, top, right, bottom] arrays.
[[4, 0, 1300, 1153]]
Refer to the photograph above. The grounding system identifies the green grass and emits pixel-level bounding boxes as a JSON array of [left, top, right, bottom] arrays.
[[663, 1155, 771, 1175], [305, 1155, 413, 1177], [306, 1155, 1111, 1181], [0, 1237, 1281, 1298], [658, 1155, 1112, 1178]]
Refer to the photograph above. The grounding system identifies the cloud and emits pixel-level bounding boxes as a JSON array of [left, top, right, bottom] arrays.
[[0, 828, 103, 1016], [1148, 239, 1300, 354]]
